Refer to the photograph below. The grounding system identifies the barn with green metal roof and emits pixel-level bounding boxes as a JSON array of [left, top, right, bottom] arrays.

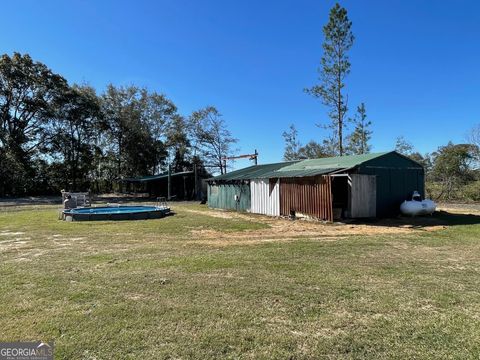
[[207, 151, 424, 221]]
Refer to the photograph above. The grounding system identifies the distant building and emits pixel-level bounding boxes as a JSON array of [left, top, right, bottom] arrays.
[[207, 151, 424, 220], [120, 170, 209, 200]]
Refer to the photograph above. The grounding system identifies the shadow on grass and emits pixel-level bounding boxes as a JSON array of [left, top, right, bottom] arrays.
[[347, 210, 480, 229]]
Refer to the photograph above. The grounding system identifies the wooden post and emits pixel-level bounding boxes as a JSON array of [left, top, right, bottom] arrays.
[[194, 164, 198, 200], [167, 164, 172, 200], [183, 175, 187, 200]]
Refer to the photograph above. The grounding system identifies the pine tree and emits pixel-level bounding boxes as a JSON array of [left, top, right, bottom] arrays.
[[347, 103, 372, 154], [282, 124, 301, 160], [306, 3, 354, 156]]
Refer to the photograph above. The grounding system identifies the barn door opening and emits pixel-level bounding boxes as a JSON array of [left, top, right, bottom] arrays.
[[331, 175, 349, 219]]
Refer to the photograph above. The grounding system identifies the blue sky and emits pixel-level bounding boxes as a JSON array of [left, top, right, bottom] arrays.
[[1, 0, 479, 168]]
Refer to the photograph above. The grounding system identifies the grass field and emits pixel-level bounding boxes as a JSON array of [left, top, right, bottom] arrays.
[[1, 202, 480, 359]]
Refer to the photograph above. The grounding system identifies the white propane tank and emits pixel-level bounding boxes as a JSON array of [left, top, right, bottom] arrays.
[[400, 191, 436, 216]]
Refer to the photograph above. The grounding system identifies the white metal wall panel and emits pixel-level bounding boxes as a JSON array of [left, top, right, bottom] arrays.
[[350, 174, 376, 218], [251, 179, 280, 216]]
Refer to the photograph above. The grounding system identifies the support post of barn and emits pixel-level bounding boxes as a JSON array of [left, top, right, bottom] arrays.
[[194, 164, 198, 200], [167, 164, 172, 200]]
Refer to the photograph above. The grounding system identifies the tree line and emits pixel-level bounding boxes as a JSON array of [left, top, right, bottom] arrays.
[[0, 53, 237, 196]]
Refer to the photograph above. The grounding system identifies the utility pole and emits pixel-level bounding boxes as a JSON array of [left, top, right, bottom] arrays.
[[221, 150, 259, 174]]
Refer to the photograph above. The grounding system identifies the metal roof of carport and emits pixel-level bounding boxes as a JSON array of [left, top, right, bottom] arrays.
[[122, 170, 194, 182]]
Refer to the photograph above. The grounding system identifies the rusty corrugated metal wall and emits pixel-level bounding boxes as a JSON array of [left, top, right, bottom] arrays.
[[251, 179, 280, 216], [280, 175, 333, 221]]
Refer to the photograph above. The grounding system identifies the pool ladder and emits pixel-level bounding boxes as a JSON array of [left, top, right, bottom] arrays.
[[156, 197, 168, 209]]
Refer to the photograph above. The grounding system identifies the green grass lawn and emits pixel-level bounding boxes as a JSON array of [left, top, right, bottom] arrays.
[[1, 203, 480, 359]]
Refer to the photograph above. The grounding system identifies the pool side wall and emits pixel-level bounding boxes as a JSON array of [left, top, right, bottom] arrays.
[[64, 208, 170, 221]]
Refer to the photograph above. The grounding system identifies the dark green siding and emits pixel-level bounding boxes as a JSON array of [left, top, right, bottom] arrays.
[[356, 152, 425, 217], [208, 183, 251, 211]]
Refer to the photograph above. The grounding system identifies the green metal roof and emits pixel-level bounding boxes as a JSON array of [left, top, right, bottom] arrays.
[[212, 152, 395, 181], [258, 167, 340, 178], [122, 170, 194, 182], [278, 152, 390, 172], [211, 161, 299, 181], [265, 152, 392, 178]]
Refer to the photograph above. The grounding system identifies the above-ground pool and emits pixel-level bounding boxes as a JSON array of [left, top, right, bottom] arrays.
[[63, 205, 170, 221]]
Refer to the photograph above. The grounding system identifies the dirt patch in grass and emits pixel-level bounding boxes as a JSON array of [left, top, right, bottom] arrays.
[[196, 236, 348, 247], [185, 208, 444, 246], [0, 231, 26, 236], [438, 204, 480, 215], [0, 238, 32, 252]]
